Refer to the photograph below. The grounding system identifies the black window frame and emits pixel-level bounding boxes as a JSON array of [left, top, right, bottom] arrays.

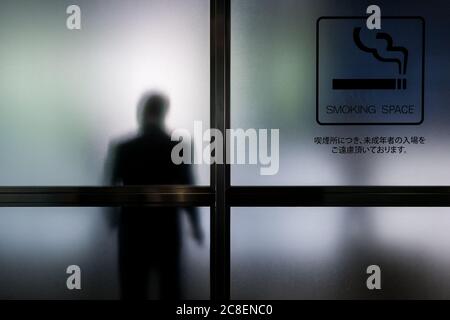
[[1, 0, 450, 301]]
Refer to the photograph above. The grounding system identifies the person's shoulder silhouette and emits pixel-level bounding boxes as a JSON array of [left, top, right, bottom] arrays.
[[111, 93, 192, 186]]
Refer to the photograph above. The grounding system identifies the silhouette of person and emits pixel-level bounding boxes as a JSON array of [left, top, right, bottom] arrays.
[[107, 93, 203, 300]]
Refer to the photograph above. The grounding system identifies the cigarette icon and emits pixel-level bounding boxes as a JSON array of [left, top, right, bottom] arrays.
[[332, 78, 407, 90]]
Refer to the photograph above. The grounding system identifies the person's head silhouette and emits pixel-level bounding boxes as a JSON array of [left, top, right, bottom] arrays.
[[138, 92, 169, 132]]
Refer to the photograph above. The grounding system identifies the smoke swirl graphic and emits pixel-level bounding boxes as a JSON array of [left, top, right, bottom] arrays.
[[353, 27, 409, 75]]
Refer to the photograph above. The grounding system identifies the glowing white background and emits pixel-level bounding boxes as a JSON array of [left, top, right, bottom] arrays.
[[0, 0, 209, 185]]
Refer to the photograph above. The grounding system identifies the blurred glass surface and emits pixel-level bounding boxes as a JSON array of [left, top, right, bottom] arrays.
[[231, 0, 450, 185], [231, 207, 450, 299], [0, 207, 210, 299], [0, 0, 209, 185]]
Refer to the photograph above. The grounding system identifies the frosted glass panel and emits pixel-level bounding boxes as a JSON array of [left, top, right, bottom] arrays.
[[231, 207, 450, 299], [0, 0, 209, 185], [231, 0, 450, 185], [0, 207, 209, 299]]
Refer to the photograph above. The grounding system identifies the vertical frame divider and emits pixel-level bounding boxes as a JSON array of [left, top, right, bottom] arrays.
[[210, 0, 231, 301]]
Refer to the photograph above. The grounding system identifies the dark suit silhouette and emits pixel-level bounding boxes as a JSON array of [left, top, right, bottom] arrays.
[[108, 93, 202, 300]]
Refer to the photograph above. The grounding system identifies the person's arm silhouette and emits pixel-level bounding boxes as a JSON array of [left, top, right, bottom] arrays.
[[186, 207, 204, 245], [103, 141, 123, 229], [179, 162, 204, 245]]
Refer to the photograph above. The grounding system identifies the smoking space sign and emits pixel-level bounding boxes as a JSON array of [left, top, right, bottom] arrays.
[[316, 17, 424, 125]]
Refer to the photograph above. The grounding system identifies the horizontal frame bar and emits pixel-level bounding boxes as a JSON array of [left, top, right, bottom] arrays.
[[2, 186, 450, 207], [228, 187, 450, 207], [0, 186, 213, 207]]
